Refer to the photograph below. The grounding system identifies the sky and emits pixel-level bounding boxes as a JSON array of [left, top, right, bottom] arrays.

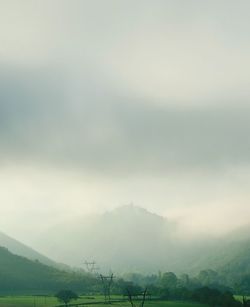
[[1, 0, 250, 243]]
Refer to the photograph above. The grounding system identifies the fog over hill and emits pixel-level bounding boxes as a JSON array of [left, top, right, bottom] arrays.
[[1, 2, 250, 287], [33, 205, 178, 272], [0, 231, 55, 267], [1, 205, 250, 277], [0, 246, 97, 294], [31, 205, 250, 274]]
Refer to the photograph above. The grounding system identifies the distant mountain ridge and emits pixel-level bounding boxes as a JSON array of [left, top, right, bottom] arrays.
[[33, 205, 185, 272], [33, 205, 250, 277], [0, 207, 249, 295]]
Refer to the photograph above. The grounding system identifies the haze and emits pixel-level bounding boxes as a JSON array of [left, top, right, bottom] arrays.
[[1, 0, 250, 244]]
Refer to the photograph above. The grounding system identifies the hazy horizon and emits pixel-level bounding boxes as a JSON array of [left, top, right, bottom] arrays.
[[1, 0, 250, 245]]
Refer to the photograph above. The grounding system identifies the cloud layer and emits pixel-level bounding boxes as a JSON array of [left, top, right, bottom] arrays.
[[1, 0, 250, 241]]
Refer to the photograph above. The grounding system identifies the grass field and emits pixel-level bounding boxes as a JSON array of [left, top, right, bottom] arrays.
[[235, 295, 250, 302], [0, 295, 207, 307]]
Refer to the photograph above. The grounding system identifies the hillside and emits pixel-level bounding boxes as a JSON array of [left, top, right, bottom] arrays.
[[0, 231, 56, 267], [33, 205, 183, 272], [0, 246, 96, 294], [186, 223, 250, 273], [198, 226, 250, 277], [33, 206, 250, 277], [32, 205, 221, 273]]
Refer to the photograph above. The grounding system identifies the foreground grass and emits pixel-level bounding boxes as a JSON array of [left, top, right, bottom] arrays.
[[0, 295, 207, 307], [0, 295, 57, 307], [235, 295, 250, 302]]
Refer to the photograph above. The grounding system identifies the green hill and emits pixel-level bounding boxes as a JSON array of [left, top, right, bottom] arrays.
[[0, 246, 97, 294], [0, 231, 56, 267], [191, 225, 250, 276]]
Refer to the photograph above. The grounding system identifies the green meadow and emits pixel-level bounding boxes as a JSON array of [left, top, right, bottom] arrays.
[[0, 295, 207, 307]]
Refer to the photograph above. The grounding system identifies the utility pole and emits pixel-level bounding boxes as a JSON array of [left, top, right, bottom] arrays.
[[99, 273, 114, 304], [127, 287, 148, 307], [84, 260, 99, 275]]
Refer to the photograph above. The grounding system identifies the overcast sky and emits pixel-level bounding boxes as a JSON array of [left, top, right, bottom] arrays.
[[1, 0, 250, 243]]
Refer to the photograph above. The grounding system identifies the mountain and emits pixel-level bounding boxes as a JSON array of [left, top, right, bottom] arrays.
[[33, 205, 250, 276], [33, 205, 182, 273], [196, 225, 250, 276], [0, 246, 96, 294], [0, 231, 56, 267]]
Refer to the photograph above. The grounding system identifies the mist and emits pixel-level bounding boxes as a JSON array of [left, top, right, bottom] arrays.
[[1, 0, 250, 245]]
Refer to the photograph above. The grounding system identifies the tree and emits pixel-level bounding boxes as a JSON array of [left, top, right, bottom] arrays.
[[197, 269, 219, 286], [179, 273, 190, 288], [55, 290, 78, 306], [161, 272, 178, 289], [192, 287, 241, 307]]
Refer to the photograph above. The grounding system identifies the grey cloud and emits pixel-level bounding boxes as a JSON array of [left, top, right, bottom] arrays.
[[2, 0, 250, 242], [1, 0, 250, 174], [0, 67, 250, 174]]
